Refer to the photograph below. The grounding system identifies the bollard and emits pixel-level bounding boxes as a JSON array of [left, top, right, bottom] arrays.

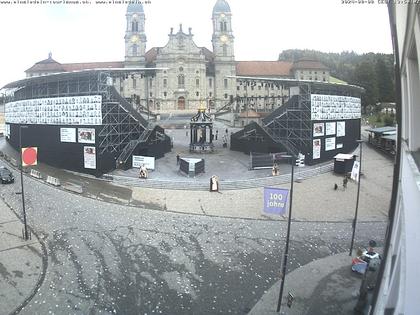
[[102, 174, 114, 181], [46, 175, 61, 186], [30, 169, 43, 179], [10, 158, 18, 167]]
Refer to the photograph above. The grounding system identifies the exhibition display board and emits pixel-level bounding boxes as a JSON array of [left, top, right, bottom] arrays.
[[5, 95, 102, 126], [310, 94, 361, 164]]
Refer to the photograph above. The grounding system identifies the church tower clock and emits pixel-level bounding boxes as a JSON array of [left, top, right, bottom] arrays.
[[124, 4, 147, 66]]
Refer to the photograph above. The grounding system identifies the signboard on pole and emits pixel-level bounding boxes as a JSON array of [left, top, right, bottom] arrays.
[[263, 187, 289, 215], [21, 147, 38, 167]]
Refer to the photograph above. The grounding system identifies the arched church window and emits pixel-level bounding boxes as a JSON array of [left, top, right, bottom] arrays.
[[132, 21, 138, 32], [223, 45, 227, 56], [178, 74, 185, 88], [132, 45, 138, 56]]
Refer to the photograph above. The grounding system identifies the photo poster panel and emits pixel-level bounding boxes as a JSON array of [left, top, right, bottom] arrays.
[[313, 139, 321, 159], [325, 122, 336, 136], [310, 94, 361, 121], [60, 128, 76, 143], [313, 123, 325, 137], [84, 146, 96, 169], [325, 137, 336, 151], [4, 95, 102, 126], [78, 128, 95, 144], [337, 121, 346, 137]]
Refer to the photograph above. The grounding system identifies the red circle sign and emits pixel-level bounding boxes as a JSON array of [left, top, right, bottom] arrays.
[[22, 147, 37, 166]]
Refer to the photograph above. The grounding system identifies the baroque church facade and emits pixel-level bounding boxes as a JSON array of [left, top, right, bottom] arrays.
[[120, 0, 237, 111], [25, 0, 330, 114]]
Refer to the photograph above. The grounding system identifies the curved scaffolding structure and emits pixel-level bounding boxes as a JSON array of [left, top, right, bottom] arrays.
[[2, 69, 171, 175]]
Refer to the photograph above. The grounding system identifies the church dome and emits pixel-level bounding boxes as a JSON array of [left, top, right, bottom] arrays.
[[212, 0, 231, 14], [127, 3, 144, 13]]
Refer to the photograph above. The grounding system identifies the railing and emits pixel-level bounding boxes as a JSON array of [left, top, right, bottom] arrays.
[[262, 95, 299, 125], [109, 86, 149, 128], [214, 96, 237, 115], [116, 127, 154, 166], [260, 95, 301, 157]]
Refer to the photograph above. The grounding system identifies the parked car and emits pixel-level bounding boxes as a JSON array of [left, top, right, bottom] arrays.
[[0, 166, 14, 184]]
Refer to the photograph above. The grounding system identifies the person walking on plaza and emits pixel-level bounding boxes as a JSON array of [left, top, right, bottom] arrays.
[[176, 153, 180, 165], [215, 130, 218, 140], [343, 176, 348, 189]]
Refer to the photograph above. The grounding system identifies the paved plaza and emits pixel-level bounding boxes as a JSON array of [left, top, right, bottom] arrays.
[[0, 118, 394, 314]]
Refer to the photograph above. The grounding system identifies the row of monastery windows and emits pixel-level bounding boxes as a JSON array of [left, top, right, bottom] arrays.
[[237, 84, 282, 91], [130, 76, 233, 90], [297, 71, 327, 75], [156, 91, 215, 98], [299, 76, 327, 81]]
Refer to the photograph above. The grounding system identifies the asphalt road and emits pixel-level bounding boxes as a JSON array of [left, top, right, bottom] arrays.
[[0, 168, 387, 315]]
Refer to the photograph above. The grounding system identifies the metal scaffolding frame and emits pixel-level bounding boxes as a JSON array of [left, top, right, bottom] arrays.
[[228, 76, 364, 157], [4, 70, 168, 164], [98, 100, 144, 155], [262, 84, 312, 156], [12, 71, 110, 101]]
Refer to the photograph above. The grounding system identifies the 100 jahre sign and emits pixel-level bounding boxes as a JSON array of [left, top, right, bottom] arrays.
[[263, 187, 289, 215]]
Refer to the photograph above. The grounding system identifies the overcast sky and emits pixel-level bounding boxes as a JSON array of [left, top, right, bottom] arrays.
[[0, 0, 392, 89]]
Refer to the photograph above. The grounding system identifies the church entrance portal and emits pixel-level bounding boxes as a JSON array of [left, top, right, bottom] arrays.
[[178, 97, 185, 110]]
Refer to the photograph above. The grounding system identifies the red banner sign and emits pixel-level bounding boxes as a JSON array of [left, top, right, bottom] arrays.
[[22, 147, 38, 167]]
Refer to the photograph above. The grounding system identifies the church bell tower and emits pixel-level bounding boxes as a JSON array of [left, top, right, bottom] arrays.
[[212, 0, 236, 109], [125, 4, 147, 66]]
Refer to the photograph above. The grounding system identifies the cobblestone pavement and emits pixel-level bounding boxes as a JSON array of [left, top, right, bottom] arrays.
[[0, 199, 45, 315], [0, 172, 387, 315], [0, 121, 393, 314]]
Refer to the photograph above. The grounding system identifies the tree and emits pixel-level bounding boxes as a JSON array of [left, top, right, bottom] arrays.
[[375, 56, 395, 102], [277, 49, 395, 106], [353, 61, 379, 112]]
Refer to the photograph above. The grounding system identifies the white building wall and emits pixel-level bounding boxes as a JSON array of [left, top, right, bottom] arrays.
[[374, 5, 420, 315]]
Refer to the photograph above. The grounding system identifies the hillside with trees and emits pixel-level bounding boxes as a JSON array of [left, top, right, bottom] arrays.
[[278, 49, 395, 112]]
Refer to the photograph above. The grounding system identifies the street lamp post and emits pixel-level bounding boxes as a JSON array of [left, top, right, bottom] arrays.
[[19, 125, 29, 240], [276, 154, 295, 313], [349, 139, 363, 256]]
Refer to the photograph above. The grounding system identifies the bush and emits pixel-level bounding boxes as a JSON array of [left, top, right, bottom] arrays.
[[383, 114, 395, 126]]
